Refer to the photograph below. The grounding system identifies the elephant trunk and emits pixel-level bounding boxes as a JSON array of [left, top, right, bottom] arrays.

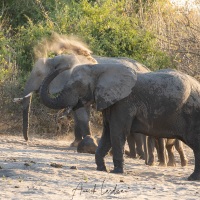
[[40, 68, 69, 110], [22, 95, 32, 141]]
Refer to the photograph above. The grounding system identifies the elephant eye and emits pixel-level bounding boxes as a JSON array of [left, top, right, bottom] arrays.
[[54, 64, 59, 70]]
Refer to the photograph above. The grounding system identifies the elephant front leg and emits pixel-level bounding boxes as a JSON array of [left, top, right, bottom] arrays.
[[109, 112, 131, 173], [71, 107, 91, 147], [110, 133, 126, 173], [95, 112, 111, 172]]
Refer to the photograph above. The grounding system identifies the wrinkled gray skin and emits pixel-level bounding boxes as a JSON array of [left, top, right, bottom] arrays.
[[145, 137, 188, 167], [23, 54, 147, 152], [40, 64, 200, 181]]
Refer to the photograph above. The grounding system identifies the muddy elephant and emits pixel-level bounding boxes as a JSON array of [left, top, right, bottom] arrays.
[[145, 137, 188, 167], [21, 53, 148, 152], [131, 134, 188, 167], [40, 63, 200, 181], [22, 54, 96, 146], [126, 133, 145, 159]]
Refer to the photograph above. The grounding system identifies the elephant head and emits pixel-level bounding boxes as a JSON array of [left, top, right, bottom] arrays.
[[22, 54, 97, 141], [77, 135, 98, 154], [39, 63, 137, 114]]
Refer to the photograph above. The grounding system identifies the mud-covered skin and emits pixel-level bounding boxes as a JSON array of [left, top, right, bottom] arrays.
[[98, 70, 199, 179], [40, 64, 200, 181]]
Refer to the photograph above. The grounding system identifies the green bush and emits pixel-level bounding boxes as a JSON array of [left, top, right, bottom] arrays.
[[13, 22, 53, 73], [54, 0, 172, 70], [0, 18, 15, 82], [8, 0, 172, 74]]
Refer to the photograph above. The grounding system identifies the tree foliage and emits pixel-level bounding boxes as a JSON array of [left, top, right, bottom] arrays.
[[1, 0, 173, 74]]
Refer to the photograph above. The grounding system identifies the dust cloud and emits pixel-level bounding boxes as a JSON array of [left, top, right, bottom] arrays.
[[33, 32, 94, 60]]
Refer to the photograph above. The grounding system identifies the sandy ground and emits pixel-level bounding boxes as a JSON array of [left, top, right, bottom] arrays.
[[0, 133, 200, 200]]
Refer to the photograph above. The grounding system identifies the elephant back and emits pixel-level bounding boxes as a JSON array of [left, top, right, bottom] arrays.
[[94, 56, 150, 73]]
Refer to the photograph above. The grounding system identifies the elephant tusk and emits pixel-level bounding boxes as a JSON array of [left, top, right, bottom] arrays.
[[13, 98, 23, 102], [13, 92, 33, 103]]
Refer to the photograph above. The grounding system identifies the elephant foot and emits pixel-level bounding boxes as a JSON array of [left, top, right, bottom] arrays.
[[110, 167, 124, 174], [167, 162, 176, 167], [188, 172, 200, 181], [70, 139, 82, 147], [97, 165, 108, 172], [147, 161, 156, 166], [138, 154, 145, 160], [125, 150, 137, 158], [77, 135, 98, 154], [181, 159, 188, 167]]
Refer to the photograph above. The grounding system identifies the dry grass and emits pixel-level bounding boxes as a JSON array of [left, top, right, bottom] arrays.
[[143, 1, 200, 77]]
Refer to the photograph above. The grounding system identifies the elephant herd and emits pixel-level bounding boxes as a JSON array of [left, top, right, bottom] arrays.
[[17, 45, 200, 181]]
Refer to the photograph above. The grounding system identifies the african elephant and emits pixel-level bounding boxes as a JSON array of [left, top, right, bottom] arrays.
[[22, 54, 96, 146], [126, 133, 145, 159], [145, 137, 188, 167], [22, 53, 148, 150], [40, 63, 200, 181]]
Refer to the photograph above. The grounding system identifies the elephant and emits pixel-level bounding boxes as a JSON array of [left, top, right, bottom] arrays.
[[39, 63, 200, 181], [21, 53, 149, 151], [126, 133, 145, 159], [145, 137, 188, 167], [22, 54, 96, 146]]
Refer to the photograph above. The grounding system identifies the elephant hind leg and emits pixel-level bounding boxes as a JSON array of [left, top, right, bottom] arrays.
[[126, 134, 137, 158], [188, 148, 200, 180], [135, 133, 145, 160], [166, 144, 176, 167], [146, 136, 156, 166], [157, 138, 168, 167], [187, 134, 200, 180], [174, 140, 188, 167], [126, 133, 145, 159]]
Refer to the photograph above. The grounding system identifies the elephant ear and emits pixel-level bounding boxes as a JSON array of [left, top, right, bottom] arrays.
[[95, 64, 137, 111]]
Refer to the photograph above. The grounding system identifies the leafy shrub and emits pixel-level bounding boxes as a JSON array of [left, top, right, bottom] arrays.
[[9, 0, 172, 74], [66, 0, 172, 70]]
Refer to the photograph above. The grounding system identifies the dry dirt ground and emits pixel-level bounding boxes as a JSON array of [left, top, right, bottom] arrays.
[[0, 133, 200, 200]]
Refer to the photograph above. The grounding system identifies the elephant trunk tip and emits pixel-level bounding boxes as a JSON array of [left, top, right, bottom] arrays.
[[23, 134, 29, 141]]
